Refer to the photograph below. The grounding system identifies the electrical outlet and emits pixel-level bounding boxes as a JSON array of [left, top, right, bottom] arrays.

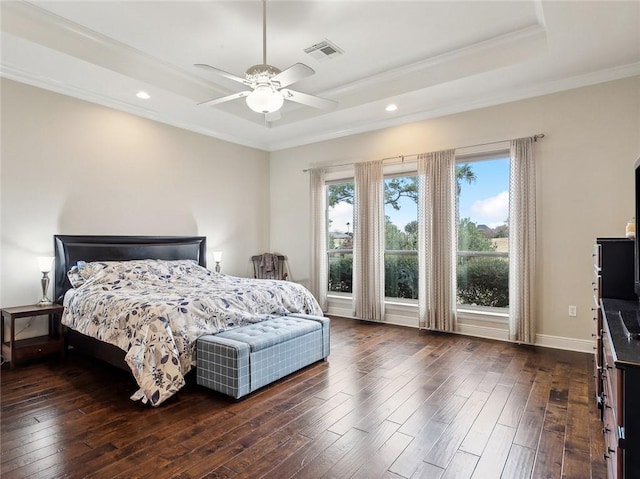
[[568, 305, 577, 317]]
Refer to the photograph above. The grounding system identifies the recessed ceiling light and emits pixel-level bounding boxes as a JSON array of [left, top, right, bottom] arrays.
[[385, 104, 398, 112], [136, 91, 151, 100]]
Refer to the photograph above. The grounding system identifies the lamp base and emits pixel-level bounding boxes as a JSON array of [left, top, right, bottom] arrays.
[[39, 272, 51, 306]]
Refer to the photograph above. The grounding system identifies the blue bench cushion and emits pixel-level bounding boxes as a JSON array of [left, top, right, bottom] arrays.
[[216, 316, 321, 352]]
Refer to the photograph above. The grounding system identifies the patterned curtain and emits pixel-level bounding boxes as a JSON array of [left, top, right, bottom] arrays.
[[353, 161, 385, 320], [418, 149, 457, 331], [309, 168, 328, 311], [508, 138, 537, 343]]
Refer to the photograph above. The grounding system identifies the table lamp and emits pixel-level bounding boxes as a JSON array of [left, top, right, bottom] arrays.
[[37, 256, 54, 306], [213, 251, 222, 273]]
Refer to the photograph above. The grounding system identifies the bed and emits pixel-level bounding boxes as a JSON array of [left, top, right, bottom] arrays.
[[54, 235, 323, 406]]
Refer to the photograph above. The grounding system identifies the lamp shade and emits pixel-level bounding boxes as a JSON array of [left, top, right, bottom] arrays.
[[212, 251, 223, 263], [37, 256, 54, 273], [245, 85, 284, 114]]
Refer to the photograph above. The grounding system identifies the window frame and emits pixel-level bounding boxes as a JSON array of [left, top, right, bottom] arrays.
[[321, 147, 513, 326], [383, 171, 419, 301], [325, 178, 355, 295], [455, 148, 511, 320]]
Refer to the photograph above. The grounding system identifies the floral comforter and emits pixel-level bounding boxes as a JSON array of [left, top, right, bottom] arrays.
[[61, 259, 323, 406]]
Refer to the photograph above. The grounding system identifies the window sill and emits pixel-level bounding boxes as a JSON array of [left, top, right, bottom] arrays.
[[327, 292, 352, 300], [457, 307, 508, 320], [327, 295, 507, 325]]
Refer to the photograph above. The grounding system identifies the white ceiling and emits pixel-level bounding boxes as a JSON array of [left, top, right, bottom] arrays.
[[2, 1, 639, 151]]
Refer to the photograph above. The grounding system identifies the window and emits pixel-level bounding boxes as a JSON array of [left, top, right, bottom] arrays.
[[323, 154, 512, 311], [384, 175, 418, 299], [327, 181, 354, 293], [326, 176, 420, 299], [456, 156, 510, 310]]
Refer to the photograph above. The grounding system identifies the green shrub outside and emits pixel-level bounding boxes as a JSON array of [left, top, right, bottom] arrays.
[[384, 254, 419, 299], [456, 256, 509, 307], [328, 254, 509, 307], [328, 256, 353, 292]]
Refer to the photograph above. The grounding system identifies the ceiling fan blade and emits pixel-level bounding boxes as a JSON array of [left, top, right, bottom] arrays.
[[198, 91, 251, 106], [281, 89, 337, 110], [271, 63, 315, 88], [194, 63, 247, 85]]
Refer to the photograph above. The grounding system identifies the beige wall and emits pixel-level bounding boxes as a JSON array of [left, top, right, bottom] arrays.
[[1, 79, 270, 322], [3, 76, 639, 347], [270, 76, 640, 346]]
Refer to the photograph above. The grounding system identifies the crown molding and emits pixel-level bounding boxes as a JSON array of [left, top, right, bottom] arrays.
[[4, 60, 638, 153], [0, 64, 271, 152], [266, 63, 640, 152]]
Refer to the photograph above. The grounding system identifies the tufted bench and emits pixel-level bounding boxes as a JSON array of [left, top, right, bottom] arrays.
[[196, 314, 330, 399]]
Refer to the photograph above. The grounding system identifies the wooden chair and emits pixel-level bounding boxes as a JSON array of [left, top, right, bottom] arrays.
[[251, 254, 288, 280]]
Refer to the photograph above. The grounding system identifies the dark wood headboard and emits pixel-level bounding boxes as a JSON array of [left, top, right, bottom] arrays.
[[54, 235, 207, 304]]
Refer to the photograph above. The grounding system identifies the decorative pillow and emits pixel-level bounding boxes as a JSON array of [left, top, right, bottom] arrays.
[[67, 265, 84, 288], [97, 259, 201, 281], [67, 261, 107, 288], [68, 259, 202, 288]]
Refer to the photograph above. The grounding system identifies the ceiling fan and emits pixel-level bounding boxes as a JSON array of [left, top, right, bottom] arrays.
[[195, 0, 337, 117]]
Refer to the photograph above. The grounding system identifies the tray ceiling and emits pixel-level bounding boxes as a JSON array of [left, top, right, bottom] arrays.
[[2, 1, 639, 151]]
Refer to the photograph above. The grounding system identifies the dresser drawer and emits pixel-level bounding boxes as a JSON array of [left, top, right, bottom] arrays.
[[594, 308, 603, 403], [594, 242, 602, 270], [603, 331, 621, 411], [603, 402, 620, 479], [602, 312, 626, 479]]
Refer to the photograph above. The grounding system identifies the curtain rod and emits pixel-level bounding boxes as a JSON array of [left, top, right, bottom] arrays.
[[302, 133, 545, 172]]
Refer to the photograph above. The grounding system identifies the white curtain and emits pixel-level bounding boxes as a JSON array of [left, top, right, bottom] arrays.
[[418, 149, 457, 331], [353, 161, 385, 320], [309, 168, 328, 311], [509, 138, 536, 343]]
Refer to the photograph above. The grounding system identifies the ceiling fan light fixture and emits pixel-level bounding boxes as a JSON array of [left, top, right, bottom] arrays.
[[246, 84, 284, 113], [196, 0, 334, 117]]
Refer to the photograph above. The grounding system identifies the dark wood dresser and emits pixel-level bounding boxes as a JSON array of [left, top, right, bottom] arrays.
[[594, 238, 640, 479]]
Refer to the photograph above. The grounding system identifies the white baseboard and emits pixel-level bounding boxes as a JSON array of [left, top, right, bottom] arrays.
[[534, 333, 595, 353], [327, 305, 352, 318], [441, 324, 594, 353], [455, 322, 510, 342], [380, 313, 418, 328], [327, 298, 594, 354]]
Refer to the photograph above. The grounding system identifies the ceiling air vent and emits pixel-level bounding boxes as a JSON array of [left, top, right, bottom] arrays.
[[304, 40, 344, 62]]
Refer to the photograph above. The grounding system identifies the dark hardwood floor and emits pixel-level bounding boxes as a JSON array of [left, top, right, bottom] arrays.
[[1, 316, 606, 479]]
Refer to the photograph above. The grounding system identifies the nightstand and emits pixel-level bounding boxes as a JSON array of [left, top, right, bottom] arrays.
[[1, 303, 65, 369]]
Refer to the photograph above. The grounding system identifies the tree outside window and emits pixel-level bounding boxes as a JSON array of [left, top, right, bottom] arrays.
[[456, 158, 510, 308], [327, 181, 354, 293], [383, 176, 418, 299]]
